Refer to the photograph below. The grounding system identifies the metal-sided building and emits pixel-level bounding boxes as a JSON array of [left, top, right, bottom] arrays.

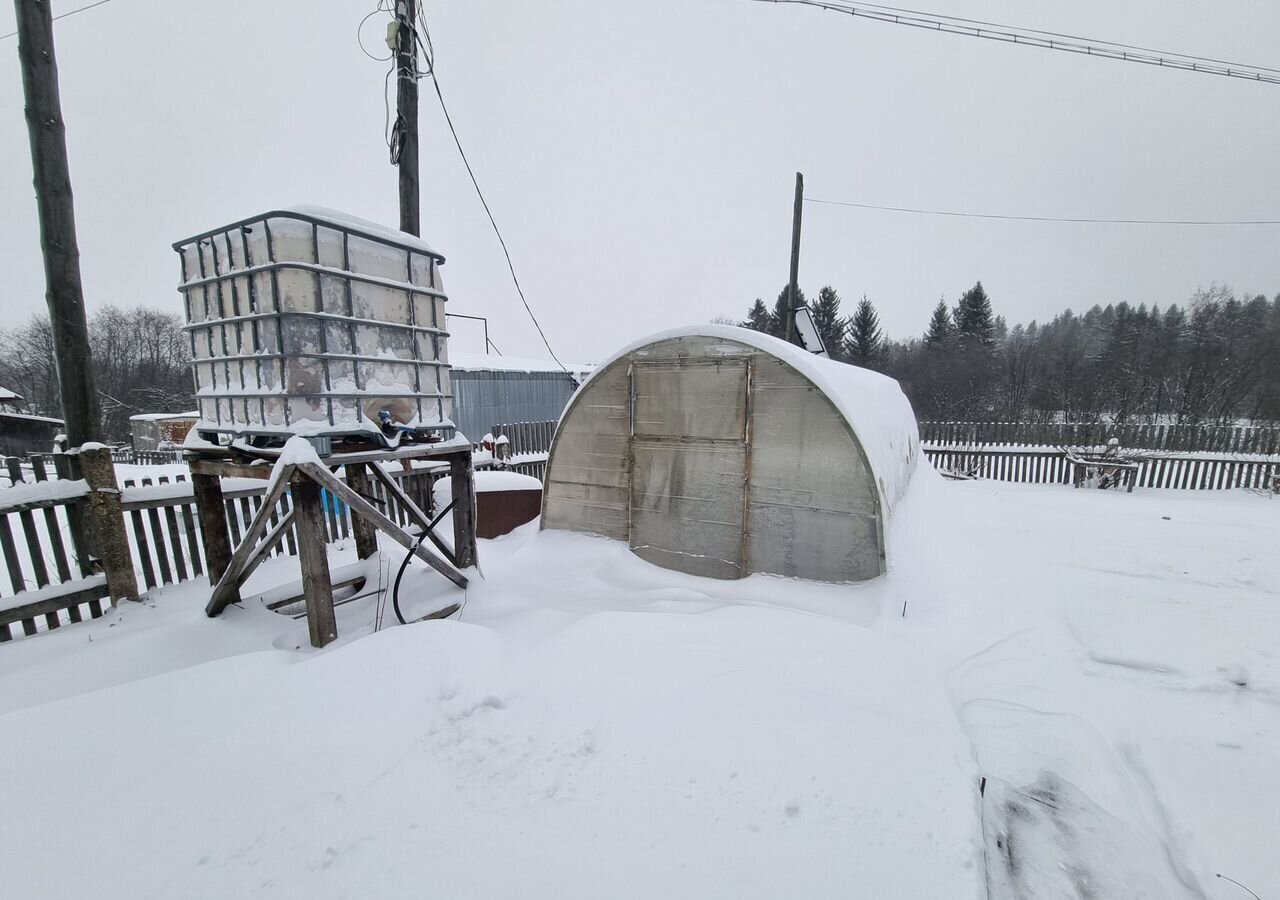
[[541, 326, 921, 582], [449, 354, 592, 444]]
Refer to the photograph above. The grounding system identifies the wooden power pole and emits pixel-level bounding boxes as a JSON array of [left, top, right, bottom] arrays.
[[786, 171, 804, 345], [14, 0, 102, 445], [395, 0, 420, 237]]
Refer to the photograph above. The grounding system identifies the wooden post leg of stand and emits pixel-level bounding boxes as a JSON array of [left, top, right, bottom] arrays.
[[449, 451, 476, 569], [344, 463, 380, 560], [192, 472, 236, 597], [294, 480, 337, 648]]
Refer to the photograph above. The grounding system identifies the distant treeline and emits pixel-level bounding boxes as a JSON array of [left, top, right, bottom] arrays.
[[734, 283, 1280, 425], [0, 307, 193, 441]]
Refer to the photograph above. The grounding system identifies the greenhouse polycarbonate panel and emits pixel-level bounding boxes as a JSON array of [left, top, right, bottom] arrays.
[[629, 439, 747, 580], [632, 360, 748, 441]]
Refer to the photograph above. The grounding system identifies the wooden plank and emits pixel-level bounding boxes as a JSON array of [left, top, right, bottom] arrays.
[[238, 496, 255, 545], [298, 462, 467, 588], [0, 578, 110, 628], [225, 509, 295, 597], [129, 507, 157, 590], [449, 452, 477, 569], [146, 501, 173, 585], [188, 458, 274, 480], [180, 501, 203, 576], [161, 498, 188, 582], [367, 464, 433, 532], [0, 515, 27, 594], [345, 463, 381, 560], [292, 480, 337, 649], [193, 472, 237, 586], [8, 459, 50, 590], [29, 456, 72, 584], [206, 467, 295, 616], [278, 492, 298, 557]]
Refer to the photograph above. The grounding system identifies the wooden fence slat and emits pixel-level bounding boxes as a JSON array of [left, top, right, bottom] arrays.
[[29, 456, 73, 584], [129, 506, 157, 590], [225, 497, 244, 546], [0, 514, 26, 595], [181, 502, 204, 576], [145, 503, 173, 585], [8, 459, 50, 592]]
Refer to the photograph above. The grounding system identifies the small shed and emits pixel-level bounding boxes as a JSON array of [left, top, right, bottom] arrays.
[[541, 326, 920, 582], [0, 387, 25, 414], [0, 411, 65, 457], [129, 412, 199, 451]]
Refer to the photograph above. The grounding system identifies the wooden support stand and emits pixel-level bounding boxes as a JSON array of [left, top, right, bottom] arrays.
[[189, 442, 477, 649], [344, 463, 380, 560]]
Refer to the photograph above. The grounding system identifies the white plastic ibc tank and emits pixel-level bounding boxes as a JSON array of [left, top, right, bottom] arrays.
[[174, 207, 453, 445]]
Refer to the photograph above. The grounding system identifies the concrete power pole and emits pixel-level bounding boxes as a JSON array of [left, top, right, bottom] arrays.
[[395, 0, 420, 237], [14, 0, 102, 445], [786, 171, 804, 345]]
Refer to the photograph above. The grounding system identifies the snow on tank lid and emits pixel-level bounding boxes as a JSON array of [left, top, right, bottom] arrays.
[[279, 205, 440, 257]]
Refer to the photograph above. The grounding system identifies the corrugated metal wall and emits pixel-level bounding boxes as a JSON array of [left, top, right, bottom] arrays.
[[449, 370, 580, 443]]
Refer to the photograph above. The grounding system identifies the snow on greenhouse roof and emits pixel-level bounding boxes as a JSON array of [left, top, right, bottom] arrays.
[[580, 325, 921, 512]]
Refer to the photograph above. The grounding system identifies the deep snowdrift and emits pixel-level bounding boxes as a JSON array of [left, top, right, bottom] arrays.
[[1, 468, 1276, 899]]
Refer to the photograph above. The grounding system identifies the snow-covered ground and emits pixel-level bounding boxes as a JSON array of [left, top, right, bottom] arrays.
[[0, 468, 1276, 899]]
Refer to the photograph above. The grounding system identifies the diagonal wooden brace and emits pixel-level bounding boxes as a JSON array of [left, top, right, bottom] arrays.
[[297, 462, 468, 589], [206, 465, 296, 616]]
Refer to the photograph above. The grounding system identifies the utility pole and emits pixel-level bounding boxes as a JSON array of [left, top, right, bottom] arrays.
[[395, 0, 420, 237], [14, 0, 101, 446], [786, 171, 804, 345]]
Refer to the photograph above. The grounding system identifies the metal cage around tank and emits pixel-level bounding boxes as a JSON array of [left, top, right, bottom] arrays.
[[173, 207, 454, 446]]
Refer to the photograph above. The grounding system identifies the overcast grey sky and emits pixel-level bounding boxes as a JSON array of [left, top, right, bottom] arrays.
[[2, 0, 1278, 360]]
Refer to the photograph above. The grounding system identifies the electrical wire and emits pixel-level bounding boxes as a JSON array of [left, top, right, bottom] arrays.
[[357, 3, 394, 62], [805, 197, 1280, 226], [362, 4, 572, 374], [414, 10, 574, 375], [750, 0, 1280, 86], [826, 0, 1280, 75], [1, 0, 115, 41]]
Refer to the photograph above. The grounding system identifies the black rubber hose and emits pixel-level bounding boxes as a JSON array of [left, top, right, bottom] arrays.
[[391, 529, 428, 626], [391, 499, 457, 625]]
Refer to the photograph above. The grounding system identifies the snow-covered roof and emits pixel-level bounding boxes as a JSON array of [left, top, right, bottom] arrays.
[[129, 412, 199, 422], [449, 352, 594, 376], [0, 386, 23, 403], [281, 205, 439, 257], [577, 325, 921, 513], [0, 411, 64, 425]]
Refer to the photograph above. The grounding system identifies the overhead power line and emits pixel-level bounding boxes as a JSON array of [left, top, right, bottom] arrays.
[[837, 0, 1280, 75], [806, 197, 1280, 226], [1, 0, 115, 41], [411, 11, 572, 375], [750, 0, 1280, 86]]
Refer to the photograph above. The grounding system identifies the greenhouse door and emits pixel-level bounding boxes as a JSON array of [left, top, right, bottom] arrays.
[[628, 359, 750, 579]]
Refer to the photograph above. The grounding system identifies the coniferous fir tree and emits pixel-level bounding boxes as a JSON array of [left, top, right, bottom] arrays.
[[955, 281, 995, 345], [770, 285, 806, 339], [742, 299, 772, 333], [810, 286, 846, 358], [846, 295, 883, 365], [924, 298, 955, 346]]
